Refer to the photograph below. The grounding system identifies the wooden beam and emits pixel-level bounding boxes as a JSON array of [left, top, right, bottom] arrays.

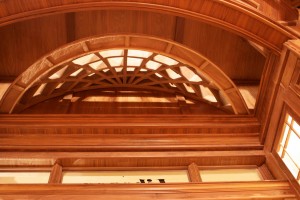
[[0, 181, 295, 199], [0, 133, 262, 151], [0, 151, 266, 167], [0, 114, 260, 135]]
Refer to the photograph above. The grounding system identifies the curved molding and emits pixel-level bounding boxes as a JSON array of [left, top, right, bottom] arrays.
[[0, 35, 249, 114], [0, 0, 297, 53]]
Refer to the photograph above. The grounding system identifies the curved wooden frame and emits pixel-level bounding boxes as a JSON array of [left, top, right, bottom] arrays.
[[0, 0, 296, 53], [0, 35, 249, 114]]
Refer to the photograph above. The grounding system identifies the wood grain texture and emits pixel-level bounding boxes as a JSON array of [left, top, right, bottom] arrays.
[[188, 163, 202, 182], [262, 40, 300, 199], [48, 163, 63, 184], [0, 10, 265, 81], [0, 133, 262, 152], [0, 0, 296, 53], [0, 114, 260, 135], [0, 181, 295, 199], [182, 19, 265, 81], [0, 151, 266, 167], [0, 35, 249, 114]]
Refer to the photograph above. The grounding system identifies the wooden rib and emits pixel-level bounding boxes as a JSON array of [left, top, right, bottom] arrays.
[[165, 43, 173, 53], [97, 53, 123, 84], [225, 87, 238, 94], [133, 63, 181, 85], [80, 64, 118, 85], [81, 42, 90, 52], [198, 61, 210, 71], [0, 35, 249, 114], [127, 54, 155, 84]]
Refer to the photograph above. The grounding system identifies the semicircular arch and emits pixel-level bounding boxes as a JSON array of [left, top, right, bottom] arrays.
[[0, 34, 250, 114]]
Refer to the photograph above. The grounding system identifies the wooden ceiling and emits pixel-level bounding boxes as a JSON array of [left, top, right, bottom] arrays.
[[0, 1, 300, 199], [0, 10, 266, 82], [0, 0, 297, 115]]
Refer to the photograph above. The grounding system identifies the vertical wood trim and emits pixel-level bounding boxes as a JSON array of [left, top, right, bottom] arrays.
[[256, 53, 281, 144], [269, 152, 300, 199], [187, 163, 201, 182], [258, 164, 274, 180], [48, 163, 63, 184]]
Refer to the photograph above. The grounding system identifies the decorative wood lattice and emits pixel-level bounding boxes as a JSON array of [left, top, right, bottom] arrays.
[[0, 35, 249, 114]]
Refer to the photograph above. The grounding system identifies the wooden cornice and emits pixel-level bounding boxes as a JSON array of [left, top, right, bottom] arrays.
[[0, 114, 261, 151], [0, 114, 260, 134], [0, 0, 297, 53]]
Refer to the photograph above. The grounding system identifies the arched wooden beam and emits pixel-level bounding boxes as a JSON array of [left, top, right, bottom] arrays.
[[0, 35, 249, 114], [0, 0, 297, 53]]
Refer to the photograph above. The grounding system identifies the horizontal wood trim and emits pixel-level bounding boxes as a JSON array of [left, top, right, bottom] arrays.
[[0, 114, 260, 134], [0, 133, 262, 151], [0, 181, 295, 199], [0, 151, 266, 167]]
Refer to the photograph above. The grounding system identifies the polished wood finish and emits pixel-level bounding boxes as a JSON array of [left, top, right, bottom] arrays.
[[0, 35, 249, 114], [0, 181, 295, 200], [188, 163, 202, 182], [0, 114, 260, 134], [263, 40, 300, 199], [0, 151, 265, 167], [0, 0, 299, 199], [48, 163, 63, 184], [0, 10, 266, 81], [0, 0, 296, 53]]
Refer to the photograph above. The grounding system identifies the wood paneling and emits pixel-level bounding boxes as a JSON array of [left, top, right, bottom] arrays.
[[0, 10, 265, 81], [0, 1, 299, 199], [0, 14, 67, 77], [182, 19, 265, 81], [0, 0, 296, 53], [74, 10, 176, 40]]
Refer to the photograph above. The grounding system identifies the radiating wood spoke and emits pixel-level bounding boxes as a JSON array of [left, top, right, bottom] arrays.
[[0, 35, 249, 114]]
